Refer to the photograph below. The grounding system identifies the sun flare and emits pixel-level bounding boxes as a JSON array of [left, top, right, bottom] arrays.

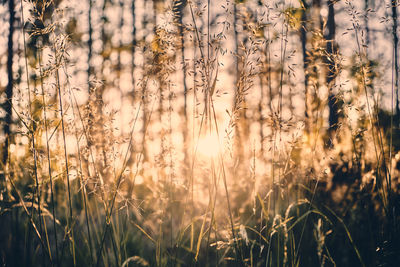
[[197, 133, 221, 158], [2, 0, 398, 266]]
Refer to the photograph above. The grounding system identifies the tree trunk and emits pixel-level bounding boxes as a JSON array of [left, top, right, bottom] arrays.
[[326, 0, 340, 137], [173, 0, 189, 174], [233, 2, 246, 162], [300, 0, 310, 134], [3, 0, 15, 168], [141, 2, 149, 163], [364, 0, 370, 51], [131, 0, 136, 101], [392, 0, 399, 120], [88, 0, 93, 92]]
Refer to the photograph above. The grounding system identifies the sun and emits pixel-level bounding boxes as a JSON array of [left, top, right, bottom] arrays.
[[196, 133, 221, 158]]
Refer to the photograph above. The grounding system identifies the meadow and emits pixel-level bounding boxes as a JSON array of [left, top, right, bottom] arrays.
[[0, 0, 399, 266]]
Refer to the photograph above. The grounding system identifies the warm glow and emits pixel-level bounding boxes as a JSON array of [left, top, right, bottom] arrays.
[[197, 133, 221, 158]]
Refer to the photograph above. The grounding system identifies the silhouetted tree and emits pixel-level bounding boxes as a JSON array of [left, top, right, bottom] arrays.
[[173, 0, 189, 174], [2, 0, 15, 169], [392, 0, 400, 120], [88, 0, 93, 92], [326, 0, 341, 141]]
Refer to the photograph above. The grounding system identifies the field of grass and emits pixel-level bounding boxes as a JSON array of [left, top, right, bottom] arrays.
[[0, 0, 400, 266]]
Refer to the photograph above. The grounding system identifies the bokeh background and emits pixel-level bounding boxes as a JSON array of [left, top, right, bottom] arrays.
[[0, 0, 399, 266]]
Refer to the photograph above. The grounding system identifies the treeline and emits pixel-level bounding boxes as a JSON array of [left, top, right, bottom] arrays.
[[0, 0, 399, 266]]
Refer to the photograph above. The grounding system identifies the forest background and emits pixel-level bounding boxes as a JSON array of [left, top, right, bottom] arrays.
[[0, 0, 400, 266]]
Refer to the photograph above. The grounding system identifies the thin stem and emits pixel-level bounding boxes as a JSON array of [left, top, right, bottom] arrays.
[[19, 0, 45, 263], [53, 40, 75, 266], [38, 43, 60, 267]]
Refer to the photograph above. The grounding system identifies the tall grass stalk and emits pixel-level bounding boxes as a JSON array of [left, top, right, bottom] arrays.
[[38, 40, 60, 267], [2, 0, 400, 266], [19, 0, 45, 264], [53, 38, 76, 266]]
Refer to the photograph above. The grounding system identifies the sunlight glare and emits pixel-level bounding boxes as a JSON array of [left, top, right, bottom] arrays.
[[197, 133, 221, 158]]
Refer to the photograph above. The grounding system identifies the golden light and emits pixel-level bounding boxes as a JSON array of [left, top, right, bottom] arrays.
[[196, 133, 221, 159]]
